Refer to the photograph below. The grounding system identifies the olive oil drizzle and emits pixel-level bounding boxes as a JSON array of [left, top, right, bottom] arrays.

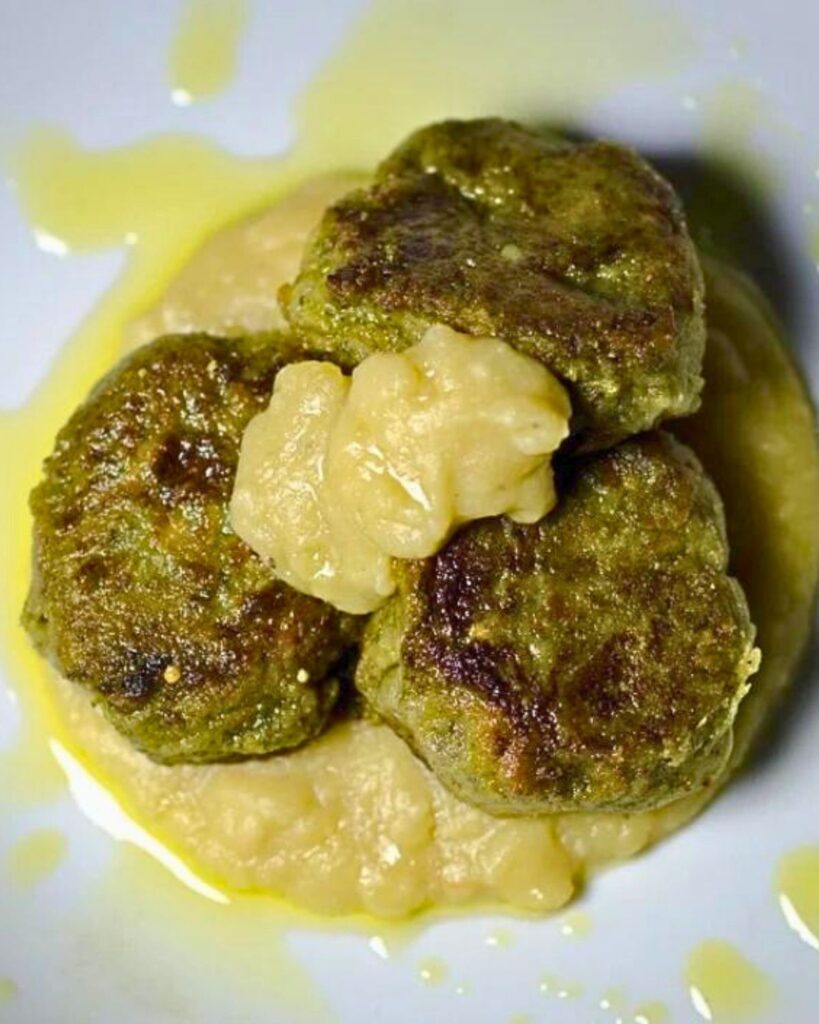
[[169, 0, 250, 106], [685, 940, 775, 1021], [3, 828, 66, 888], [776, 846, 819, 953]]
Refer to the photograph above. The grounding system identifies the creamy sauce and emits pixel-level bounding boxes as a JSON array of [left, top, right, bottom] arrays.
[[168, 0, 249, 106], [4, 828, 67, 888], [127, 174, 366, 347], [775, 846, 819, 952], [676, 263, 819, 773], [231, 326, 569, 613], [685, 940, 775, 1021]]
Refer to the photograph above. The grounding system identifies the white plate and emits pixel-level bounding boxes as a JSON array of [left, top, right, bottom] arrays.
[[1, 2, 818, 1022]]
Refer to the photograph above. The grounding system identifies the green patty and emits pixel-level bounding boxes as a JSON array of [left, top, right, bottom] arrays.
[[356, 433, 758, 815], [24, 333, 360, 764], [284, 118, 706, 450]]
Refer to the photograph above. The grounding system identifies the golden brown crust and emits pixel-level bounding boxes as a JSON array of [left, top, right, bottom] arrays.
[[24, 333, 360, 764], [285, 119, 706, 449], [356, 433, 757, 814]]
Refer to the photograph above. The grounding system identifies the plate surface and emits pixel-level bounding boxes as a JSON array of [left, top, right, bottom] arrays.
[[1, 2, 818, 1022]]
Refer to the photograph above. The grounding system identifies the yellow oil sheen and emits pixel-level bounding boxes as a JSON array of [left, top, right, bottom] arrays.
[[168, 0, 249, 106], [775, 846, 819, 952], [4, 828, 67, 888], [685, 940, 775, 1021]]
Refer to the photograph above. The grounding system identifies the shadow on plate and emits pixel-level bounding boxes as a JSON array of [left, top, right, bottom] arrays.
[[657, 151, 810, 362], [661, 150, 818, 783], [539, 124, 819, 785]]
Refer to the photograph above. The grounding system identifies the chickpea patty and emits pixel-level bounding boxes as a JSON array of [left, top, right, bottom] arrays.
[[355, 433, 758, 815], [284, 118, 706, 449], [23, 333, 360, 764]]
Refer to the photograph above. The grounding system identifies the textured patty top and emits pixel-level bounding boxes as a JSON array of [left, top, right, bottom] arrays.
[[356, 433, 758, 815], [24, 333, 360, 764], [284, 118, 706, 449]]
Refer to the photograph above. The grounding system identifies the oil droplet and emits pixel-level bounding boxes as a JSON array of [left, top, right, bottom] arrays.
[[559, 909, 592, 938], [484, 927, 515, 948], [728, 36, 748, 61], [539, 972, 584, 1000], [417, 956, 448, 987], [600, 987, 628, 1014], [509, 1015, 533, 1024], [685, 940, 775, 1021], [454, 981, 472, 996], [4, 828, 67, 887], [633, 1002, 669, 1024], [168, 0, 249, 106], [0, 978, 18, 1004], [776, 846, 819, 952]]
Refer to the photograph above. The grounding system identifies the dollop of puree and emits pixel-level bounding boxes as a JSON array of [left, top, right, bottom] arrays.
[[53, 177, 818, 917], [230, 325, 570, 613], [127, 174, 367, 348]]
